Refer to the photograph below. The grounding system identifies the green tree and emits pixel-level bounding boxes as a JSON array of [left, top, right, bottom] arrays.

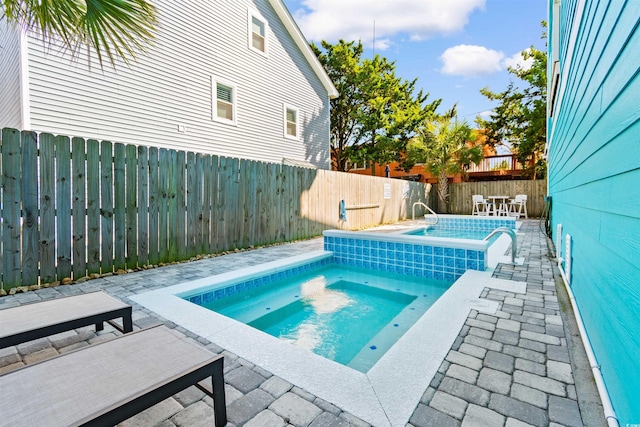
[[312, 40, 440, 172], [478, 23, 547, 178], [1, 0, 157, 67], [404, 108, 483, 212]]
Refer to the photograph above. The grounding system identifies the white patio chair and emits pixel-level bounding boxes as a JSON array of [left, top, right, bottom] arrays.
[[508, 194, 528, 218], [472, 195, 492, 216]]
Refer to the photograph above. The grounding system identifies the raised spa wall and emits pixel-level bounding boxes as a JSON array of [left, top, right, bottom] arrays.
[[324, 215, 516, 282]]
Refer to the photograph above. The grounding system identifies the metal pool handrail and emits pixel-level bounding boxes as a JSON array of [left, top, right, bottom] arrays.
[[484, 227, 517, 263], [412, 202, 439, 225]]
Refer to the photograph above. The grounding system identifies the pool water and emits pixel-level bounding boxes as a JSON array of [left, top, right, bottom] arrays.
[[406, 227, 499, 242], [201, 264, 450, 372]]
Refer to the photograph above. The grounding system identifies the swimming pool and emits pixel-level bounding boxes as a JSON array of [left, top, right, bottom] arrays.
[[131, 217, 522, 426], [404, 226, 498, 241], [193, 263, 450, 372]]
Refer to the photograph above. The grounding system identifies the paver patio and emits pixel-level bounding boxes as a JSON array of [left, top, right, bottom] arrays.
[[0, 220, 606, 426]]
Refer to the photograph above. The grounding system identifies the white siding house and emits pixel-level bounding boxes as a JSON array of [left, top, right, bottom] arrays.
[[0, 0, 337, 169]]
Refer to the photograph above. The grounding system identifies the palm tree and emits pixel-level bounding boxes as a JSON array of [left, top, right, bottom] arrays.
[[407, 108, 483, 212], [1, 0, 157, 67]]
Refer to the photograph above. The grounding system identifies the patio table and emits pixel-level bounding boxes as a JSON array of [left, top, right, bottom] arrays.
[[487, 196, 511, 216]]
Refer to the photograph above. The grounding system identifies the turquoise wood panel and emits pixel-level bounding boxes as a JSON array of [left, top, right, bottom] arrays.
[[548, 0, 640, 423]]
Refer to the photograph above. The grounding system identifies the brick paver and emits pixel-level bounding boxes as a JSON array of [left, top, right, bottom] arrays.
[[0, 220, 605, 426]]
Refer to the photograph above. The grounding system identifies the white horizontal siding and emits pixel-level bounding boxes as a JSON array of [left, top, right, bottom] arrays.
[[25, 0, 330, 168], [0, 21, 22, 129]]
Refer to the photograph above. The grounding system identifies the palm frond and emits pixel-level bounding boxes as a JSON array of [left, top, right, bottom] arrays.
[[2, 0, 157, 68]]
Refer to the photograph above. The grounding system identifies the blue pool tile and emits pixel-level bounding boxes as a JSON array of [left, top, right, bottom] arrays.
[[434, 271, 444, 280], [455, 258, 466, 269], [434, 247, 443, 256], [371, 241, 379, 248], [202, 292, 214, 303], [424, 255, 434, 265], [371, 249, 379, 257], [404, 252, 413, 261], [380, 249, 387, 259], [235, 283, 246, 293], [455, 248, 465, 258], [424, 246, 433, 255], [414, 245, 423, 254], [355, 240, 363, 247], [479, 261, 485, 270], [467, 250, 478, 260], [444, 247, 454, 257], [356, 247, 363, 256], [444, 273, 454, 282], [395, 243, 403, 251], [444, 257, 454, 268], [363, 240, 370, 248], [413, 253, 423, 263], [467, 260, 478, 270], [190, 295, 202, 305], [404, 244, 412, 252], [434, 256, 443, 266]]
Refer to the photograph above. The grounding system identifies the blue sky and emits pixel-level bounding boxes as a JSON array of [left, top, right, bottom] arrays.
[[282, 0, 547, 126]]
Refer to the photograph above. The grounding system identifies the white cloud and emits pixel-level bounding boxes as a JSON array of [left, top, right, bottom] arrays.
[[477, 110, 494, 120], [291, 0, 485, 50], [440, 45, 504, 77], [503, 49, 534, 71]]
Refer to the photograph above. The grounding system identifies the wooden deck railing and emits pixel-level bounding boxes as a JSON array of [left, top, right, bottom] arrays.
[[467, 154, 525, 174]]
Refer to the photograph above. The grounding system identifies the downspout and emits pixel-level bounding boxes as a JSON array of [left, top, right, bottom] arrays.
[[557, 256, 619, 427]]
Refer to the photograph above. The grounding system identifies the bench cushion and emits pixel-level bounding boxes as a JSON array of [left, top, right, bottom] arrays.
[[0, 291, 132, 348], [0, 326, 225, 426]]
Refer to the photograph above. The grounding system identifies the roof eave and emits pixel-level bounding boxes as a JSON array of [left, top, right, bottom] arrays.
[[268, 0, 339, 99]]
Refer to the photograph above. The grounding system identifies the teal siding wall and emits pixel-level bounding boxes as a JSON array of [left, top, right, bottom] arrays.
[[547, 1, 640, 423]]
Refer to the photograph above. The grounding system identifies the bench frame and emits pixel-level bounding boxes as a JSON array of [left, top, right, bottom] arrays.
[[80, 353, 226, 427], [0, 292, 133, 349]]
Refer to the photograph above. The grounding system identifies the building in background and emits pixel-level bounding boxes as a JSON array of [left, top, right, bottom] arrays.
[[0, 0, 337, 169]]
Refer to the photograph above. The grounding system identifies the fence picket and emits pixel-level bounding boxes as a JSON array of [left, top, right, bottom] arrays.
[[176, 151, 186, 260], [194, 154, 204, 255], [201, 154, 212, 254], [148, 147, 159, 265], [125, 145, 138, 268], [209, 155, 220, 253], [86, 140, 101, 275], [138, 146, 149, 266], [71, 137, 86, 280], [55, 136, 72, 280], [2, 129, 21, 287], [113, 143, 126, 271], [39, 133, 56, 283], [21, 132, 39, 285], [101, 141, 114, 274], [158, 149, 170, 263]]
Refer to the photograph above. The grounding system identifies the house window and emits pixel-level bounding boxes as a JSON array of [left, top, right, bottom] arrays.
[[350, 160, 370, 170], [212, 77, 237, 125], [248, 10, 268, 55], [284, 104, 299, 139]]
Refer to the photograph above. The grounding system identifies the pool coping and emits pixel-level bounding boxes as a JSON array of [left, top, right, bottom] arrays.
[[131, 229, 524, 427]]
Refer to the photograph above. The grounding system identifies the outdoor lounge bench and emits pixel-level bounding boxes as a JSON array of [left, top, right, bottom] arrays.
[[0, 291, 133, 349], [0, 325, 227, 427]]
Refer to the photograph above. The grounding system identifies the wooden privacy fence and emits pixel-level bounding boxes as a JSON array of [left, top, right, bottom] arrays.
[[0, 128, 430, 290], [447, 179, 547, 217]]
